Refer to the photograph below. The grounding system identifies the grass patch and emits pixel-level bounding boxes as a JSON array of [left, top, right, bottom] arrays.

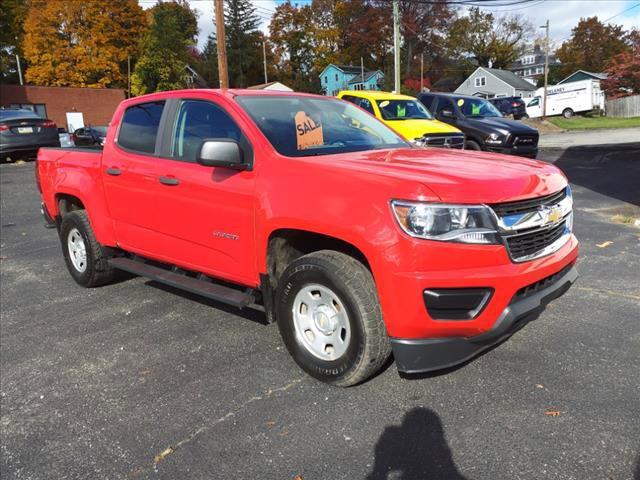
[[548, 116, 640, 130]]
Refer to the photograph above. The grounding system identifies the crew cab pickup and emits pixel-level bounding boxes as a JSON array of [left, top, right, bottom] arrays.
[[37, 89, 578, 386]]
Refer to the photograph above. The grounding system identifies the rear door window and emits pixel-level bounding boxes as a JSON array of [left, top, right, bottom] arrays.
[[118, 101, 165, 154]]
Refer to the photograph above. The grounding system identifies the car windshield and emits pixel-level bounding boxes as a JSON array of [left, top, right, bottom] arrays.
[[455, 97, 502, 118], [236, 95, 409, 157], [92, 126, 108, 136], [376, 99, 433, 120], [0, 109, 42, 120]]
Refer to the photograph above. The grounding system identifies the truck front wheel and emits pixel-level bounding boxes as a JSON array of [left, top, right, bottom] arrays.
[[275, 250, 391, 386], [59, 210, 116, 287]]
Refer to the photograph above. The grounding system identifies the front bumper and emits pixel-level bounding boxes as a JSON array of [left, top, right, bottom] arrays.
[[485, 144, 538, 158], [391, 264, 578, 373]]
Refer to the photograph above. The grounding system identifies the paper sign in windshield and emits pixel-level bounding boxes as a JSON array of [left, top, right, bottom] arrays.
[[295, 111, 323, 150]]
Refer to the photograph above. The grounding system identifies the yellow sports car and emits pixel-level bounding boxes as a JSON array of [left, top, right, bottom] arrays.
[[338, 90, 465, 149]]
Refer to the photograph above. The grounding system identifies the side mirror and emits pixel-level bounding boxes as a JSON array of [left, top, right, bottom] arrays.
[[440, 109, 455, 119], [197, 139, 247, 169]]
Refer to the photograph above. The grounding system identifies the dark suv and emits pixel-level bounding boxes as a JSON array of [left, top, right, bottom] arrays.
[[418, 92, 538, 158], [488, 97, 527, 119]]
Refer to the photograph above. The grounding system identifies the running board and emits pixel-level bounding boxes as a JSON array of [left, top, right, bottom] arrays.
[[108, 257, 255, 308]]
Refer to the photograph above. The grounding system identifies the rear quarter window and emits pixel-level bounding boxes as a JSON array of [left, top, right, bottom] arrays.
[[117, 101, 165, 154]]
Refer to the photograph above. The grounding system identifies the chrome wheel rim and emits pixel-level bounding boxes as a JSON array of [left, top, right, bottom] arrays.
[[292, 284, 351, 361], [67, 228, 87, 273]]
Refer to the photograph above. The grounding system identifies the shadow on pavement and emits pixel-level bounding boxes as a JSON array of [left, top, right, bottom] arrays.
[[551, 143, 640, 207], [367, 407, 467, 480]]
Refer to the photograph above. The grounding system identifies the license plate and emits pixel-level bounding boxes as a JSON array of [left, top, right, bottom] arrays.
[[17, 127, 33, 134]]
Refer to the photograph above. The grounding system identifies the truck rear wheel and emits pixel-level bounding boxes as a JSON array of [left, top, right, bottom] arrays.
[[562, 108, 574, 118], [275, 250, 391, 387], [59, 210, 116, 287]]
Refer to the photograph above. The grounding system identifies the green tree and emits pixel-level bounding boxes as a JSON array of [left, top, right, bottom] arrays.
[[0, 0, 29, 84], [131, 0, 198, 95], [22, 0, 146, 88], [196, 33, 219, 88], [556, 17, 633, 79], [269, 1, 318, 92], [446, 7, 532, 69], [224, 0, 263, 87]]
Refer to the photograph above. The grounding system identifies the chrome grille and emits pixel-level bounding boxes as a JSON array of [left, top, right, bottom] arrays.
[[420, 134, 465, 149], [491, 187, 573, 262]]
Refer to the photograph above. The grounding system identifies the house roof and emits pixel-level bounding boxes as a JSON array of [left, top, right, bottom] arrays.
[[347, 70, 383, 84], [246, 81, 292, 91], [558, 70, 608, 84], [482, 68, 537, 91], [319, 63, 383, 80]]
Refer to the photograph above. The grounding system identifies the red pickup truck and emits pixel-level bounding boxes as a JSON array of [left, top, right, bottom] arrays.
[[37, 89, 578, 386]]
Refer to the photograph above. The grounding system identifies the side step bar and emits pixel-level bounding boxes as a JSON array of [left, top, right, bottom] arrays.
[[108, 257, 255, 308]]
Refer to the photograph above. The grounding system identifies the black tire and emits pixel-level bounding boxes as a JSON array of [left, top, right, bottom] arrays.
[[562, 108, 574, 119], [465, 140, 482, 151], [275, 250, 391, 387], [59, 210, 116, 287]]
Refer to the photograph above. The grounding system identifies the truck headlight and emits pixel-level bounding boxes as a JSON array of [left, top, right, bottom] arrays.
[[391, 201, 499, 244], [485, 133, 504, 145]]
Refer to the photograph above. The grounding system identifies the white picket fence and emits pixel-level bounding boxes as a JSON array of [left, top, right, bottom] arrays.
[[605, 95, 640, 118]]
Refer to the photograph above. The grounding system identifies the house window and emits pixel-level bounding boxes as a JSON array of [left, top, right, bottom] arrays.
[[9, 103, 47, 118], [335, 74, 338, 82], [474, 76, 486, 87], [536, 67, 544, 74], [524, 69, 532, 76], [324, 76, 327, 84]]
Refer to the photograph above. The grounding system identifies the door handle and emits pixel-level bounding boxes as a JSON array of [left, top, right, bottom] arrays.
[[159, 176, 180, 186], [106, 167, 121, 176]]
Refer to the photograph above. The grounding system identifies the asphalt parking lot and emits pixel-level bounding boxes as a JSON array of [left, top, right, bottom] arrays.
[[1, 145, 639, 480]]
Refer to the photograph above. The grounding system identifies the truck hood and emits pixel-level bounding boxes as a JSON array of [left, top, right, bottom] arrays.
[[336, 148, 566, 204], [463, 116, 538, 136], [386, 118, 462, 139]]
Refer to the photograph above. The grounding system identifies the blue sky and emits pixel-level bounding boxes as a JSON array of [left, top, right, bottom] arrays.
[[138, 0, 640, 50]]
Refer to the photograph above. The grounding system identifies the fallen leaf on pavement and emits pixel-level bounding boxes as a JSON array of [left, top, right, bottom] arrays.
[[154, 447, 174, 464], [265, 421, 276, 427], [596, 241, 613, 248], [294, 476, 303, 480], [535, 384, 544, 389], [545, 410, 561, 417]]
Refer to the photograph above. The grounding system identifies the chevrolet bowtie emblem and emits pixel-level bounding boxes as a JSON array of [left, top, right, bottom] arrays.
[[545, 207, 562, 224]]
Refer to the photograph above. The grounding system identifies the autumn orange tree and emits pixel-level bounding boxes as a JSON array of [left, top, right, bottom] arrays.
[[22, 0, 146, 88], [555, 17, 632, 79], [602, 31, 640, 98]]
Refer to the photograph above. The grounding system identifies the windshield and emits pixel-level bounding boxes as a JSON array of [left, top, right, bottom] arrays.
[[0, 109, 42, 120], [455, 97, 502, 118], [377, 99, 433, 120], [236, 96, 408, 157]]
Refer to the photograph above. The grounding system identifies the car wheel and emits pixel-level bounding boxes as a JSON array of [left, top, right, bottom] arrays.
[[465, 140, 482, 151], [59, 210, 116, 287], [275, 250, 391, 387], [562, 108, 574, 119]]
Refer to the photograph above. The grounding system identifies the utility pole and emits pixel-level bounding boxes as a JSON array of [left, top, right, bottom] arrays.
[[420, 53, 424, 92], [214, 0, 229, 89], [393, 0, 400, 93], [541, 19, 549, 120], [263, 41, 268, 84], [361, 57, 364, 89], [15, 54, 23, 86], [127, 55, 131, 97]]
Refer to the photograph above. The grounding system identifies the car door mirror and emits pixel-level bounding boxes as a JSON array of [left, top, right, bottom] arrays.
[[197, 139, 248, 169]]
